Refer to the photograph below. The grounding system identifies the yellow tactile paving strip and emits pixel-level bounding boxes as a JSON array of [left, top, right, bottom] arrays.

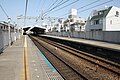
[[21, 35, 30, 80]]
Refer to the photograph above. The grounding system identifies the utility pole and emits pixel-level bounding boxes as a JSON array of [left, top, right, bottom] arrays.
[[68, 18, 71, 37], [8, 17, 11, 46], [14, 23, 17, 41], [17, 15, 24, 35]]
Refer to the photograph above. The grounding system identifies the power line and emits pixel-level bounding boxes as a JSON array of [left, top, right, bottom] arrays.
[[49, 0, 70, 12], [53, 0, 64, 8], [47, 0, 59, 11], [48, 0, 80, 14], [0, 4, 9, 18], [0, 4, 15, 23], [59, 0, 113, 17], [41, 0, 58, 16], [41, 0, 46, 11], [35, 0, 44, 23], [59, 0, 101, 17], [36, 0, 43, 14], [48, 0, 65, 12], [24, 0, 29, 26], [43, 0, 70, 16], [77, 0, 101, 10], [35, 0, 59, 23], [78, 0, 113, 13]]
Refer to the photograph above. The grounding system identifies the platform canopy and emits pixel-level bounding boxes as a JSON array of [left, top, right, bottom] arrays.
[[23, 25, 46, 34]]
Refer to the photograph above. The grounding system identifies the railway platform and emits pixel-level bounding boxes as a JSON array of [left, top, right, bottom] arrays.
[[41, 35, 120, 52], [0, 35, 63, 80]]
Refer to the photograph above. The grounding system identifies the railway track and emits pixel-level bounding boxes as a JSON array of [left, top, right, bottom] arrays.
[[30, 35, 86, 80], [29, 35, 120, 80]]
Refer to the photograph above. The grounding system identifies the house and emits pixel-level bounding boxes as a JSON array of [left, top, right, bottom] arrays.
[[0, 21, 9, 30], [70, 17, 85, 31], [85, 6, 120, 31], [61, 8, 86, 32]]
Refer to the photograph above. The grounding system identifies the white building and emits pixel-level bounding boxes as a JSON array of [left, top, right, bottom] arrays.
[[58, 18, 65, 32], [62, 8, 86, 32], [70, 17, 85, 31], [85, 6, 120, 31]]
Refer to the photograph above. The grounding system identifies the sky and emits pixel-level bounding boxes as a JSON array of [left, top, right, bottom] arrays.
[[0, 0, 120, 26]]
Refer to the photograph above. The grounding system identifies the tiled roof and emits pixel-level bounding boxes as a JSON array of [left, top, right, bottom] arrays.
[[91, 6, 112, 20]]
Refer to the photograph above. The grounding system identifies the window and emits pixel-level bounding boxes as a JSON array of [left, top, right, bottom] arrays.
[[110, 20, 112, 24], [99, 19, 103, 24], [91, 29, 102, 31], [94, 19, 99, 25], [1, 26, 3, 29], [91, 19, 102, 25], [98, 12, 103, 15], [115, 11, 119, 17], [91, 29, 94, 31], [91, 21, 93, 25], [4, 26, 5, 29]]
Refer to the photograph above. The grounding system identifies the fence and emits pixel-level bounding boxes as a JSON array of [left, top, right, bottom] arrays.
[[0, 29, 21, 53], [46, 31, 120, 43]]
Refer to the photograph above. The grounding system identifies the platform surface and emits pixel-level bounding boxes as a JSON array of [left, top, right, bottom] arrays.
[[0, 35, 63, 80], [42, 35, 120, 51], [0, 37, 24, 80]]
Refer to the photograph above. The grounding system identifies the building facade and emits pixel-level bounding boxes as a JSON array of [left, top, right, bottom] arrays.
[[85, 6, 120, 31], [61, 8, 86, 32]]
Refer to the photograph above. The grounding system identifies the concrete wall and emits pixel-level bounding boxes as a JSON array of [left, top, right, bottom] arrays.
[[0, 30, 4, 53], [0, 30, 21, 53], [3, 30, 9, 48], [46, 31, 120, 43]]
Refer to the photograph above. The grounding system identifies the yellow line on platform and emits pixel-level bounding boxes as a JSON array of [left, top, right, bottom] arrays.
[[20, 49, 25, 80], [25, 46, 30, 80], [20, 35, 30, 80]]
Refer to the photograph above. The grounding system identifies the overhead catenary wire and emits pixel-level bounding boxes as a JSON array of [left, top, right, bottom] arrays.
[[36, 0, 43, 14], [44, 0, 69, 16], [47, 0, 59, 11], [36, 0, 70, 22], [0, 4, 9, 18], [41, 0, 46, 11], [24, 0, 29, 26], [59, 0, 101, 17], [50, 0, 70, 10], [46, 0, 80, 15], [37, 0, 58, 16], [77, 0, 101, 10], [52, 0, 64, 9], [43, 0, 71, 16], [36, 0, 47, 23], [36, 0, 114, 25], [0, 4, 15, 23], [35, 0, 44, 23], [38, 0, 102, 23], [37, 0, 56, 18], [45, 0, 64, 15], [59, 0, 113, 17], [78, 0, 113, 13]]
